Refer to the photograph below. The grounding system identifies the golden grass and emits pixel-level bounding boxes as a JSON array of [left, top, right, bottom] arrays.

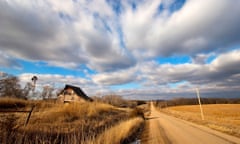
[[29, 102, 115, 123], [1, 99, 144, 143], [161, 104, 240, 137], [87, 117, 144, 144], [0, 97, 30, 109]]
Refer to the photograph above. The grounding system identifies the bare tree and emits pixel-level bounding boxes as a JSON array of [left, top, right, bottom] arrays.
[[22, 82, 32, 98], [41, 85, 54, 99], [0, 73, 23, 98]]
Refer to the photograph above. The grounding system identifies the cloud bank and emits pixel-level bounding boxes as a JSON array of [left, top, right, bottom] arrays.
[[1, 0, 240, 99]]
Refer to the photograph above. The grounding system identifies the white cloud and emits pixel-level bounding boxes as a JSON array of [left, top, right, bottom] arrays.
[[137, 49, 240, 90], [1, 0, 240, 70], [122, 0, 240, 58], [212, 50, 240, 70], [1, 0, 240, 99], [0, 50, 21, 69], [16, 48, 240, 99], [0, 0, 135, 71], [92, 67, 137, 85]]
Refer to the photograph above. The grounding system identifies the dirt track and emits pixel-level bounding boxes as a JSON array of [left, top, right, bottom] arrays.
[[141, 102, 240, 144]]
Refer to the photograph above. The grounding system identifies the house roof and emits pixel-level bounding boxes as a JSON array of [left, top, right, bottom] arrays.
[[63, 84, 93, 101]]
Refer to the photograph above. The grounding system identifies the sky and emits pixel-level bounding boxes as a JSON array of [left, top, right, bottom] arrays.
[[0, 0, 240, 100]]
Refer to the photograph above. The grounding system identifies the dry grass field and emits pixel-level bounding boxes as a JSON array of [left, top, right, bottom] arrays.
[[87, 117, 144, 144], [160, 104, 240, 137], [0, 97, 145, 144]]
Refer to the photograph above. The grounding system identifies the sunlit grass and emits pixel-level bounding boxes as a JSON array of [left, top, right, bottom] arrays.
[[0, 97, 30, 109], [0, 99, 145, 143], [161, 104, 240, 137], [29, 102, 114, 123], [87, 117, 144, 144]]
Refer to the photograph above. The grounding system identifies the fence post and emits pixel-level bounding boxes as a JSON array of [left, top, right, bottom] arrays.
[[24, 105, 35, 126]]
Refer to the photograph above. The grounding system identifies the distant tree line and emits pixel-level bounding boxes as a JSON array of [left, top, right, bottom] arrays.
[[0, 72, 57, 100], [92, 95, 136, 108], [92, 95, 146, 108], [156, 97, 240, 108], [0, 73, 25, 99]]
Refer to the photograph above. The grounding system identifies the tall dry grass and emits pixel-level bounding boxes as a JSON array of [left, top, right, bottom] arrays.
[[0, 97, 30, 109], [87, 117, 144, 144], [1, 100, 144, 144], [28, 102, 115, 123]]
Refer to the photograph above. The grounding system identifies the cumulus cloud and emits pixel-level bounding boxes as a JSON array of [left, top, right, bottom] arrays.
[[136, 49, 240, 94], [15, 48, 240, 99], [1, 0, 240, 70], [86, 49, 240, 98], [0, 0, 135, 71], [191, 53, 213, 64], [0, 51, 21, 69], [0, 0, 90, 71], [1, 0, 240, 99], [92, 67, 137, 85], [122, 0, 240, 58]]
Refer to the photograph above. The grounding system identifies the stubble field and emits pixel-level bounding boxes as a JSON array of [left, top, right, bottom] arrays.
[[160, 104, 240, 137]]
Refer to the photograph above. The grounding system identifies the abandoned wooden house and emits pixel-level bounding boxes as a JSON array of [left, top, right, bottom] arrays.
[[57, 84, 93, 103]]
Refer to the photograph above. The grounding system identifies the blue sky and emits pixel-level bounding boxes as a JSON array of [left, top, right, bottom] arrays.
[[1, 0, 240, 99]]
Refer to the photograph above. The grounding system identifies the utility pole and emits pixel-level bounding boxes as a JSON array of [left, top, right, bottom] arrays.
[[196, 88, 204, 120]]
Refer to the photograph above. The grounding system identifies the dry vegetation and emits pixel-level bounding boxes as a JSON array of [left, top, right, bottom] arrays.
[[0, 97, 30, 109], [0, 97, 145, 144], [87, 117, 144, 144], [92, 95, 146, 108], [159, 104, 240, 137]]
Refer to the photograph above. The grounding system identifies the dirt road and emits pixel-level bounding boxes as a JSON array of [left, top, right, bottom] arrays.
[[141, 102, 240, 144]]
